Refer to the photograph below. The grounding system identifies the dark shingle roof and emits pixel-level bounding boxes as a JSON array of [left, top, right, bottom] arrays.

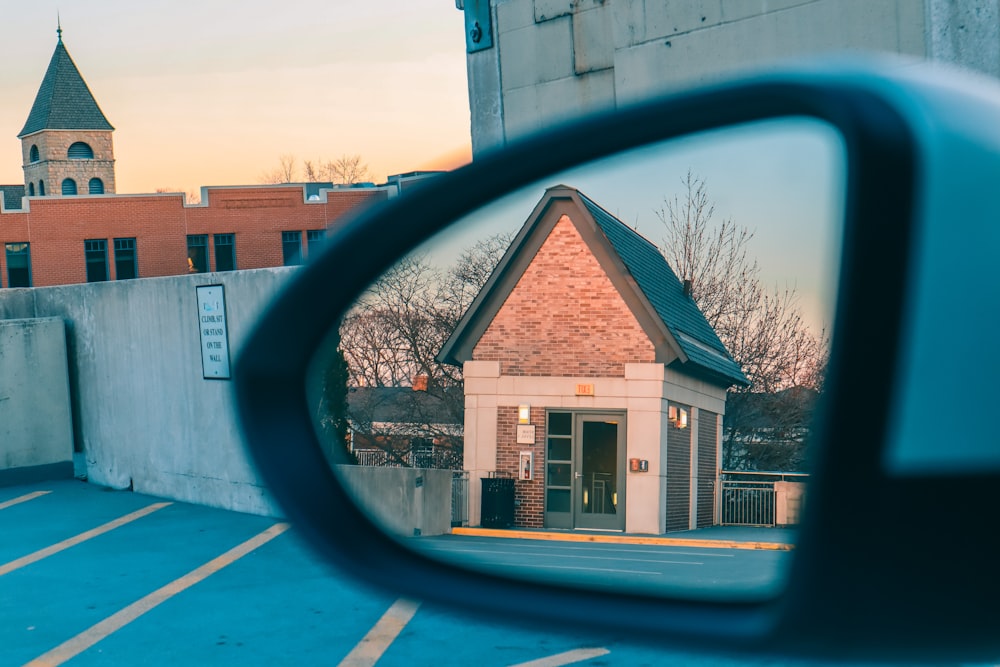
[[347, 387, 463, 426], [18, 39, 114, 138], [0, 185, 25, 210], [579, 192, 747, 386]]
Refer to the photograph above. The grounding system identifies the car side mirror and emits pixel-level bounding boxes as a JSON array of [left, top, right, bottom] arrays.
[[236, 59, 1000, 662]]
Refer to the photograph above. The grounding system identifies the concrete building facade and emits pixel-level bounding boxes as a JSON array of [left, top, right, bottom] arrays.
[[460, 0, 1000, 155]]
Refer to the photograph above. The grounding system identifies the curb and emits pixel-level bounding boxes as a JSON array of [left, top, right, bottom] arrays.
[[451, 527, 794, 551]]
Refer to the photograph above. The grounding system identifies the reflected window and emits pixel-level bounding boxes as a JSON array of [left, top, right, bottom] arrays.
[[5, 242, 31, 288], [28, 183, 35, 197], [29, 145, 39, 162], [39, 180, 45, 196], [187, 235, 208, 273], [114, 238, 137, 280], [62, 178, 77, 196], [282, 231, 302, 266], [214, 233, 235, 272], [89, 178, 104, 195], [84, 239, 108, 282]]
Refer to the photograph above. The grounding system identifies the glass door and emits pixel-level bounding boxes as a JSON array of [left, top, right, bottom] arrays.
[[574, 414, 625, 531]]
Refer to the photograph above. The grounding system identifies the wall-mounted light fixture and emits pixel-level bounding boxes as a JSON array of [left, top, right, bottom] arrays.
[[518, 404, 531, 424]]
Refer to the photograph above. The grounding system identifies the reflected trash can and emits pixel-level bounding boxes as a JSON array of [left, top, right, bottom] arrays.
[[480, 476, 515, 528]]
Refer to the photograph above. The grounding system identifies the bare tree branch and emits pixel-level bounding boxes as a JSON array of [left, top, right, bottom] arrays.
[[658, 171, 828, 471]]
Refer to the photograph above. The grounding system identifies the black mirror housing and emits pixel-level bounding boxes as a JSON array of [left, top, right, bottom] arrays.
[[235, 58, 1000, 663]]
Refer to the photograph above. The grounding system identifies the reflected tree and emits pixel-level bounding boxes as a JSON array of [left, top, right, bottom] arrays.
[[337, 233, 511, 468], [658, 172, 828, 471]]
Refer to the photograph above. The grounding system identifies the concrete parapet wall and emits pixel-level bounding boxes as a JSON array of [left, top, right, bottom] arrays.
[[775, 481, 806, 526], [0, 268, 297, 514], [0, 316, 74, 484], [335, 465, 453, 537]]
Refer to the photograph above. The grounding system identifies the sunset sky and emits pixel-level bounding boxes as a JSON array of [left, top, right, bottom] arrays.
[[0, 2, 471, 195]]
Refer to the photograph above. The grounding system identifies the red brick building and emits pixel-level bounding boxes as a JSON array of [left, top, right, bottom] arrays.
[[1, 31, 427, 289]]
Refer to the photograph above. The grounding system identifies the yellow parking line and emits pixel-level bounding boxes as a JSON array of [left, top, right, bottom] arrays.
[[0, 490, 51, 511], [24, 522, 289, 667], [338, 598, 421, 667], [452, 527, 794, 551], [510, 648, 611, 667], [0, 502, 172, 577]]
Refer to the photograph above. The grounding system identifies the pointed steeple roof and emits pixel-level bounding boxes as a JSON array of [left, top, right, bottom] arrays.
[[18, 32, 114, 138]]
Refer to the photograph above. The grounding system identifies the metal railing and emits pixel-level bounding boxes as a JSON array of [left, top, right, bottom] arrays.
[[720, 471, 808, 526], [352, 448, 462, 470], [451, 471, 469, 527]]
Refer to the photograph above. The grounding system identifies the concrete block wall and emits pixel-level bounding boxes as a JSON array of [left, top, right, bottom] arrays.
[[336, 466, 453, 537], [0, 268, 296, 515], [0, 316, 74, 484], [469, 0, 1000, 154]]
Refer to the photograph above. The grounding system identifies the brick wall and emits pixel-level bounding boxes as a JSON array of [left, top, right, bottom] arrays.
[[0, 186, 386, 287], [474, 214, 655, 377], [496, 405, 545, 528]]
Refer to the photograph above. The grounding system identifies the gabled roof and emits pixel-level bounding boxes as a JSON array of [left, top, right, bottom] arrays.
[[19, 38, 114, 138], [438, 186, 748, 388]]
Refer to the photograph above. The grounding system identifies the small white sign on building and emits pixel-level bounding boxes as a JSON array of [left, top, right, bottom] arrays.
[[196, 285, 231, 380]]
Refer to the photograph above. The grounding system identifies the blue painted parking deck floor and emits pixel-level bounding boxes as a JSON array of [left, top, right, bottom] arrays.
[[1, 480, 838, 666]]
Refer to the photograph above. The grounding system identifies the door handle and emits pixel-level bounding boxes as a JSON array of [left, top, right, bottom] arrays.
[[574, 472, 583, 479]]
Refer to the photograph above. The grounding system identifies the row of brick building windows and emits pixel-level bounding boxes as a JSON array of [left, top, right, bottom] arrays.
[[186, 234, 236, 274], [281, 229, 326, 266], [2, 230, 326, 288], [83, 238, 136, 282]]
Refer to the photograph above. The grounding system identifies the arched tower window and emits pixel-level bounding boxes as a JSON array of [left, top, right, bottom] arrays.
[[28, 183, 35, 196], [62, 178, 77, 195], [29, 145, 40, 162], [39, 180, 45, 196], [67, 142, 94, 159], [88, 178, 105, 195]]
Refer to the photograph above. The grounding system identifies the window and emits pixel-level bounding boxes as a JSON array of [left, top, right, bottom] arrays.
[[306, 229, 325, 260], [39, 180, 45, 196], [187, 235, 208, 273], [282, 231, 302, 266], [114, 238, 137, 280], [5, 243, 31, 288], [29, 144, 39, 162], [89, 178, 105, 195], [28, 183, 35, 196], [62, 178, 77, 196], [214, 234, 235, 272], [67, 142, 94, 159], [84, 239, 108, 282]]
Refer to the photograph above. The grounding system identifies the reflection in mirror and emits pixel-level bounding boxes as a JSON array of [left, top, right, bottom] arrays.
[[307, 118, 845, 601]]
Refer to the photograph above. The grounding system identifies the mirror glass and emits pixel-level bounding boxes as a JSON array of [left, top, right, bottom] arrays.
[[307, 118, 845, 601]]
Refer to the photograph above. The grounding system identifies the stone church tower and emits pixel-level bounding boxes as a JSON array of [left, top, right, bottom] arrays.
[[18, 27, 116, 197]]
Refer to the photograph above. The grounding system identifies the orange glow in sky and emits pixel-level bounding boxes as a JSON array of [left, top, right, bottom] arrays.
[[0, 2, 471, 195]]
